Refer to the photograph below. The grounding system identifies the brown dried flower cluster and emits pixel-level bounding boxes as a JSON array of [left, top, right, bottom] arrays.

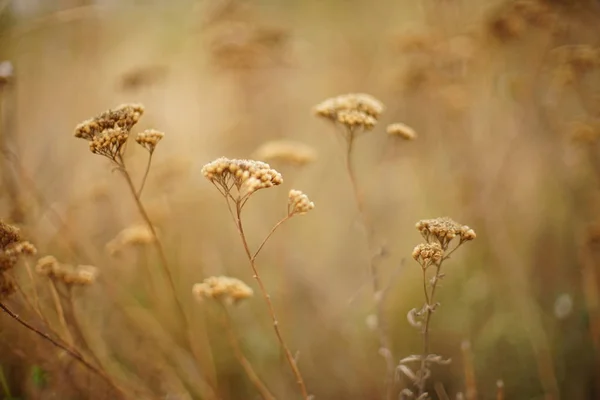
[[74, 104, 145, 140], [416, 217, 476, 248], [253, 140, 317, 166], [193, 276, 254, 305], [106, 225, 155, 256], [0, 221, 37, 299], [288, 189, 315, 216], [74, 103, 146, 163], [36, 255, 98, 286], [412, 243, 444, 268], [314, 93, 384, 131], [136, 129, 165, 154], [387, 123, 417, 141], [202, 157, 283, 199]]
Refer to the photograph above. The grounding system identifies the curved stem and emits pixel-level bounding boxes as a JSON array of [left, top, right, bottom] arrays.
[[219, 304, 276, 400], [252, 216, 291, 261], [234, 203, 309, 399], [136, 153, 153, 198]]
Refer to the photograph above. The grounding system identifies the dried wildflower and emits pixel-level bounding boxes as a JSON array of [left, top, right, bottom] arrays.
[[136, 129, 164, 154], [0, 273, 15, 300], [314, 93, 385, 122], [74, 103, 145, 140], [36, 255, 60, 277], [88, 128, 129, 162], [193, 276, 254, 305], [387, 123, 417, 140], [416, 217, 476, 247], [288, 189, 315, 216], [0, 221, 21, 249], [336, 110, 377, 131], [253, 140, 317, 166], [106, 225, 155, 256], [64, 265, 99, 286], [412, 243, 444, 268], [201, 157, 283, 199]]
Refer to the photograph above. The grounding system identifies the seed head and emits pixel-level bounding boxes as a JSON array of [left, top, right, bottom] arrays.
[[387, 123, 417, 140], [0, 221, 21, 249], [36, 256, 99, 286], [106, 225, 155, 256], [314, 93, 385, 121], [202, 157, 283, 199], [416, 217, 476, 247], [253, 140, 317, 166], [288, 189, 315, 216], [336, 110, 377, 131], [136, 129, 165, 154], [89, 128, 129, 162], [74, 103, 145, 140], [412, 242, 444, 268], [36, 255, 60, 277], [193, 276, 254, 305]]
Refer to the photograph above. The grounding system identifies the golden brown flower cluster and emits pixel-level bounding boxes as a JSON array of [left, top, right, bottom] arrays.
[[314, 93, 384, 131], [36, 255, 98, 286], [88, 128, 129, 161], [106, 225, 155, 256], [387, 123, 417, 141], [288, 189, 315, 216], [412, 243, 443, 268], [201, 157, 283, 199], [253, 140, 317, 166], [416, 217, 476, 249], [192, 276, 254, 305], [0, 221, 37, 299], [74, 104, 145, 140], [136, 129, 165, 154]]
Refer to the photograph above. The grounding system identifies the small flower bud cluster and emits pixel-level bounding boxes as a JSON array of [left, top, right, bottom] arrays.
[[0, 221, 37, 299], [89, 128, 129, 161], [288, 189, 315, 216], [387, 123, 417, 140], [35, 255, 99, 287], [412, 242, 444, 268], [202, 157, 283, 198], [313, 93, 384, 131], [415, 217, 476, 248], [106, 225, 155, 257], [253, 140, 317, 166], [136, 129, 165, 154], [74, 104, 145, 140], [193, 276, 254, 305]]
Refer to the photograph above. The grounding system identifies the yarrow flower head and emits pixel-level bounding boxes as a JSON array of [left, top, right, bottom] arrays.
[[288, 189, 315, 216], [0, 221, 36, 299], [74, 104, 145, 140], [192, 276, 254, 305], [253, 140, 317, 166], [415, 217, 476, 248], [105, 224, 156, 257], [136, 129, 164, 154], [35, 255, 99, 287], [89, 128, 129, 162], [314, 93, 384, 132], [201, 157, 283, 200], [412, 242, 444, 268], [387, 123, 417, 140]]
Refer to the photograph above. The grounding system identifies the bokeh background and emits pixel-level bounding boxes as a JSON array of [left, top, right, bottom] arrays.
[[1, 0, 600, 399]]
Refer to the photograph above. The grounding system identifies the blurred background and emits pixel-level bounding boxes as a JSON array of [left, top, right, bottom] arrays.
[[1, 0, 600, 399]]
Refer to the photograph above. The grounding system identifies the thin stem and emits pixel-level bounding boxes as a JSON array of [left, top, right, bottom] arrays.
[[136, 153, 153, 197], [49, 279, 74, 346], [233, 203, 309, 399], [23, 260, 44, 321], [417, 262, 444, 397], [219, 304, 276, 400], [343, 129, 395, 400], [0, 302, 119, 393], [252, 216, 291, 261]]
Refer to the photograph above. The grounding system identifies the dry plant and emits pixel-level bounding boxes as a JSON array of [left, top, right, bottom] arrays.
[[398, 217, 476, 400], [201, 157, 314, 399], [193, 275, 276, 400]]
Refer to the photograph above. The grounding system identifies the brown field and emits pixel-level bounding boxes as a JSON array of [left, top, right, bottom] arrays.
[[1, 0, 600, 399]]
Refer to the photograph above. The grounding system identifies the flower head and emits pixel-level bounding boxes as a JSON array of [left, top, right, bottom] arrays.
[[202, 157, 283, 199], [412, 242, 444, 268], [88, 128, 129, 162], [193, 276, 254, 305], [415, 217, 476, 248], [106, 225, 155, 256], [387, 123, 417, 140], [136, 129, 164, 154], [288, 189, 315, 216], [74, 104, 145, 140], [253, 140, 317, 166]]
